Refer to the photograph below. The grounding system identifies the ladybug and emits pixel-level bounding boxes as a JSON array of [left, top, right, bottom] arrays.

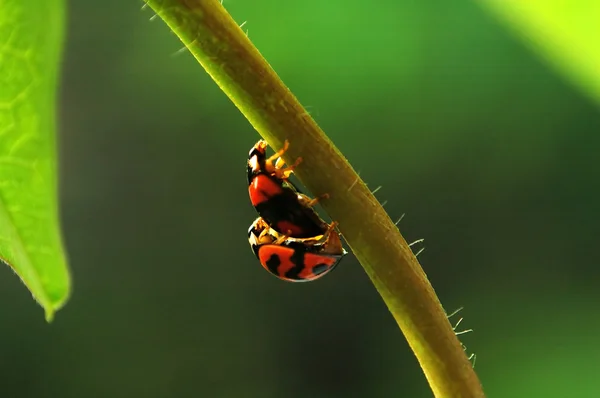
[[248, 217, 347, 282], [247, 139, 329, 239]]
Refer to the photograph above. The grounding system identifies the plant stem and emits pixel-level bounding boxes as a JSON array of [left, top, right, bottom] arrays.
[[144, 1, 485, 396]]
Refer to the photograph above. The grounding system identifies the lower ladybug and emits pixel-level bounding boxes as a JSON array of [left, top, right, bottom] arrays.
[[247, 139, 329, 239], [248, 217, 347, 282]]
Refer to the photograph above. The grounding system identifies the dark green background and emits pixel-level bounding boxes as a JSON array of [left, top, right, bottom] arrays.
[[2, 1, 599, 397]]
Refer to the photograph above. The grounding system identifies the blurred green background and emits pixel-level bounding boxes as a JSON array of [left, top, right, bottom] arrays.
[[2, 0, 600, 397]]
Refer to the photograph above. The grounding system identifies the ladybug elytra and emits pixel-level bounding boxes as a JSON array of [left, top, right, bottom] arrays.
[[247, 140, 329, 239]]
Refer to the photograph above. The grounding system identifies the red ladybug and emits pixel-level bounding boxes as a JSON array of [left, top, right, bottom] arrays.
[[248, 217, 346, 282], [247, 140, 329, 239]]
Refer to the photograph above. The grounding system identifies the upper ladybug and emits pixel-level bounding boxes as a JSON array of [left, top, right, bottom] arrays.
[[247, 140, 329, 239]]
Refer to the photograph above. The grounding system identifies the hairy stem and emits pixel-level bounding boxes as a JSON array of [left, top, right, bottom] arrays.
[[144, 1, 484, 396]]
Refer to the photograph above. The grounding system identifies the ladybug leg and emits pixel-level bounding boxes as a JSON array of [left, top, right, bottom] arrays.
[[257, 227, 271, 240], [274, 155, 302, 172], [302, 193, 330, 207], [326, 221, 339, 234], [318, 221, 338, 240], [273, 232, 290, 245], [267, 140, 302, 179], [257, 225, 280, 244], [275, 156, 303, 179], [320, 221, 344, 255], [274, 156, 285, 169], [266, 140, 290, 165], [265, 140, 295, 178]]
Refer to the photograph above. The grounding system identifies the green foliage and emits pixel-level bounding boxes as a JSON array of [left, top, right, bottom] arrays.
[[480, 0, 600, 103], [0, 0, 70, 321]]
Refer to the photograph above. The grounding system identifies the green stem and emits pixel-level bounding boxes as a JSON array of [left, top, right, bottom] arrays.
[[145, 1, 485, 396]]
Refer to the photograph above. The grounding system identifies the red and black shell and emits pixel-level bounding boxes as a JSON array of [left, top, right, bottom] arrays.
[[248, 217, 346, 282], [247, 140, 328, 239]]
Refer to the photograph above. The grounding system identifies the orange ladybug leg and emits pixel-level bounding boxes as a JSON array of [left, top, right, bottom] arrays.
[[318, 221, 339, 241], [266, 140, 301, 178], [273, 231, 290, 245], [305, 193, 330, 207], [275, 156, 303, 179], [266, 140, 290, 165], [257, 222, 279, 244], [326, 221, 339, 233], [258, 227, 271, 241], [274, 157, 285, 169]]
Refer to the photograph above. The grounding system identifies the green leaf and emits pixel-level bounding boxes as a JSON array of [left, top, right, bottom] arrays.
[[479, 0, 600, 104], [0, 0, 70, 321]]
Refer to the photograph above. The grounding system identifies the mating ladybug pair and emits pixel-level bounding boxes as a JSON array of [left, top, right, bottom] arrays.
[[246, 140, 347, 282]]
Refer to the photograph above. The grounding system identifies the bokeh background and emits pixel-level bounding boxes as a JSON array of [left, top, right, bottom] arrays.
[[2, 1, 599, 397]]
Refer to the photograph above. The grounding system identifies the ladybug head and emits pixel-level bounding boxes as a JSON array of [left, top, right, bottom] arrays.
[[248, 217, 277, 257], [247, 140, 269, 182], [248, 140, 267, 160]]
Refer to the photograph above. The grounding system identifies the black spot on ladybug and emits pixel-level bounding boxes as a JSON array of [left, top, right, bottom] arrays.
[[284, 246, 307, 280], [265, 254, 281, 275]]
